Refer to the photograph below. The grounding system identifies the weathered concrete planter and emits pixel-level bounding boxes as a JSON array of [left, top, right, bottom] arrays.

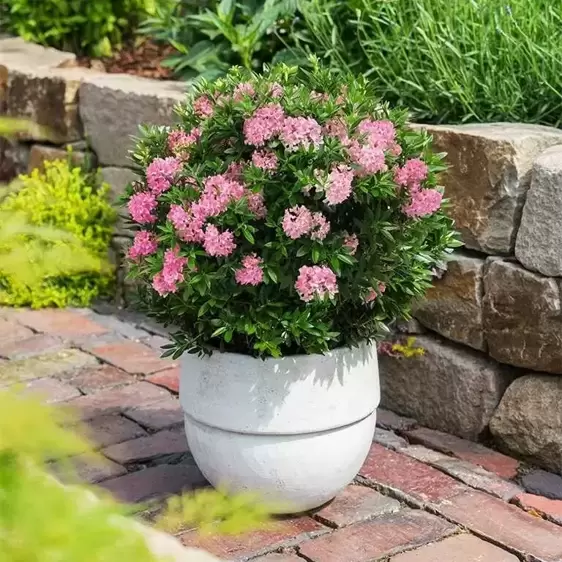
[[179, 342, 380, 514]]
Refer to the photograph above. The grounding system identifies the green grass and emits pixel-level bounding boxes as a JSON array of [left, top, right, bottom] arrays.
[[298, 0, 562, 126]]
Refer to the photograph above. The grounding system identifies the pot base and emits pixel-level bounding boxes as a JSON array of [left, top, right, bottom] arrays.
[[184, 411, 376, 514]]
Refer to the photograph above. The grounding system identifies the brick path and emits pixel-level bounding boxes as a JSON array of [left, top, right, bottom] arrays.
[[1, 307, 561, 562]]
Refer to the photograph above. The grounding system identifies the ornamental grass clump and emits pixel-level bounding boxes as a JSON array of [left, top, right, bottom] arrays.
[[125, 63, 459, 358]]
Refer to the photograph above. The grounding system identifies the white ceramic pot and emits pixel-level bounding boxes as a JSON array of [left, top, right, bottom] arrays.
[[179, 341, 380, 514]]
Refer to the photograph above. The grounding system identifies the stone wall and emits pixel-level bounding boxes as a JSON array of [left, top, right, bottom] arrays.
[[0, 37, 187, 304], [384, 123, 562, 475], [3, 39, 562, 474]]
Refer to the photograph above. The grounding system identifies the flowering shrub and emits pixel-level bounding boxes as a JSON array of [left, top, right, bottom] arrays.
[[124, 63, 458, 358]]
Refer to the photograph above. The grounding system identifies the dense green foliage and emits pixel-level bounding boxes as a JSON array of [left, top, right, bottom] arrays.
[[125, 64, 458, 358], [2, 0, 158, 56], [297, 0, 562, 126], [0, 158, 116, 308], [0, 390, 268, 562], [139, 0, 300, 82]]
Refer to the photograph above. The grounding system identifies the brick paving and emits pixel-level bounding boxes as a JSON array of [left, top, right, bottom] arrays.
[[1, 306, 562, 562]]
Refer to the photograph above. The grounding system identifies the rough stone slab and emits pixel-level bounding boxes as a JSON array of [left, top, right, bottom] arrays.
[[405, 426, 520, 479], [100, 167, 139, 235], [521, 470, 562, 500], [12, 376, 81, 403], [379, 334, 514, 439], [376, 409, 418, 432], [414, 252, 486, 350], [80, 74, 187, 167], [69, 364, 134, 394], [0, 139, 29, 182], [124, 397, 184, 431], [0, 334, 64, 360], [51, 454, 127, 484], [0, 318, 34, 343], [389, 533, 519, 561], [299, 510, 456, 562], [373, 428, 408, 451], [360, 444, 467, 506], [15, 308, 109, 338], [516, 146, 562, 276], [313, 485, 401, 528], [483, 259, 562, 373], [147, 367, 180, 394], [435, 491, 562, 562], [415, 123, 562, 254], [515, 493, 562, 526], [253, 555, 303, 562], [28, 144, 87, 173], [81, 414, 147, 449], [181, 517, 326, 560], [490, 375, 562, 474], [0, 37, 75, 70]]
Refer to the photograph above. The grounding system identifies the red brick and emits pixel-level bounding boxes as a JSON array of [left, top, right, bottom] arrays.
[[390, 533, 519, 561], [299, 509, 456, 562], [0, 334, 62, 359], [66, 381, 170, 420], [377, 409, 417, 432], [100, 463, 207, 503], [252, 554, 303, 562], [0, 319, 33, 344], [406, 427, 519, 480], [15, 309, 109, 338], [515, 493, 562, 526], [86, 341, 176, 375], [180, 517, 325, 560], [360, 444, 467, 505], [13, 377, 81, 404], [124, 398, 184, 431], [313, 485, 400, 528], [80, 414, 147, 448], [102, 428, 188, 464], [147, 366, 180, 393], [69, 364, 134, 394], [435, 491, 562, 561], [52, 454, 127, 484]]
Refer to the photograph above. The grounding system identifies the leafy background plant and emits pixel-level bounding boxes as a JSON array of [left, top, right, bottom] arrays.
[[296, 0, 562, 126], [0, 155, 116, 308], [1, 0, 158, 56], [139, 0, 301, 82]]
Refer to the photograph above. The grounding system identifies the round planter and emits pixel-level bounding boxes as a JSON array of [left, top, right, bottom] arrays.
[[179, 341, 380, 514]]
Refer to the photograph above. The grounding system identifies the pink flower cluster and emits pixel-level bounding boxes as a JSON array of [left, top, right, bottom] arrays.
[[152, 247, 187, 296], [128, 231, 158, 260], [269, 82, 283, 98], [243, 104, 285, 146], [128, 192, 157, 224], [343, 233, 359, 255], [233, 82, 256, 101], [325, 164, 354, 205], [252, 150, 278, 171], [394, 158, 429, 189], [147, 157, 182, 195], [193, 95, 214, 118], [357, 119, 400, 154], [235, 254, 264, 286], [295, 265, 338, 302], [403, 188, 443, 218], [282, 206, 330, 240], [247, 192, 267, 219], [323, 118, 349, 145], [203, 225, 236, 257], [168, 127, 200, 158], [279, 117, 322, 152], [365, 282, 386, 304]]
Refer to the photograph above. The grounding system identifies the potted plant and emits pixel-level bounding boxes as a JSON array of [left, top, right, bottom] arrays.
[[124, 62, 457, 513]]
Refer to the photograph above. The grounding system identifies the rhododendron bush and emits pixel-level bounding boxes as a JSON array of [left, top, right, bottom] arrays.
[[124, 64, 458, 358]]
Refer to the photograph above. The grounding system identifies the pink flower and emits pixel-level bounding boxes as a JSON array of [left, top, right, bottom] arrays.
[[295, 265, 338, 302], [193, 95, 214, 118], [357, 119, 396, 151], [224, 161, 245, 181], [203, 225, 236, 257], [243, 103, 285, 146], [325, 164, 354, 205], [323, 118, 349, 145], [167, 204, 189, 231], [252, 150, 278, 171], [168, 204, 205, 243], [233, 82, 255, 101], [282, 205, 313, 239], [152, 246, 187, 296], [348, 142, 387, 175], [394, 158, 429, 188], [403, 188, 443, 218], [167, 127, 200, 157], [235, 254, 264, 286], [128, 231, 158, 260], [128, 192, 157, 224], [193, 174, 246, 220], [364, 283, 386, 303], [310, 212, 330, 241], [343, 233, 359, 255], [269, 82, 283, 98], [279, 117, 323, 152], [247, 192, 267, 219], [146, 157, 182, 195]]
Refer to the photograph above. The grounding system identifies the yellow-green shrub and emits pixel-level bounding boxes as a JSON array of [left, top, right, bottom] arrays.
[[0, 158, 116, 308]]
